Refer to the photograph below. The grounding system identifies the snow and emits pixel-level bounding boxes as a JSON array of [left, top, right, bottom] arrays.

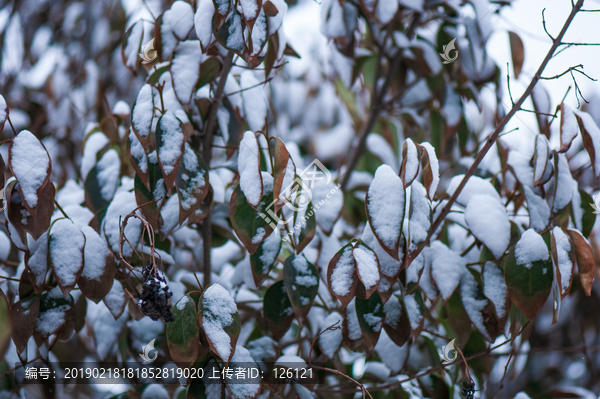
[[575, 111, 600, 178], [157, 112, 184, 175], [123, 21, 143, 71], [102, 190, 142, 257], [10, 130, 50, 209], [362, 303, 383, 332], [229, 346, 261, 398], [446, 174, 500, 206], [258, 231, 280, 271], [321, 0, 346, 38], [402, 138, 419, 186], [250, 9, 267, 57], [552, 227, 572, 295], [409, 182, 431, 251], [49, 219, 85, 289], [294, 382, 316, 399], [560, 104, 578, 151], [96, 149, 120, 201], [552, 154, 573, 212], [367, 134, 397, 171], [483, 261, 507, 319], [161, 193, 180, 234], [0, 231, 9, 261], [275, 355, 308, 369], [361, 222, 402, 279], [515, 229, 549, 269], [142, 384, 170, 399], [104, 280, 125, 318], [353, 244, 380, 290], [318, 312, 343, 358], [310, 177, 343, 233], [251, 227, 266, 244], [1, 15, 23, 75], [241, 71, 267, 132], [523, 185, 550, 232], [292, 255, 317, 288], [132, 84, 154, 139], [0, 94, 6, 123], [383, 295, 402, 329], [129, 128, 147, 174], [366, 164, 404, 251], [419, 142, 439, 199], [240, 0, 259, 20], [403, 293, 423, 330], [346, 299, 362, 340], [330, 245, 356, 296], [195, 0, 215, 50], [27, 232, 48, 287], [406, 252, 424, 285], [238, 131, 263, 207], [247, 336, 277, 362], [375, 330, 408, 373], [225, 10, 245, 52], [533, 134, 549, 185], [35, 286, 70, 336], [429, 241, 466, 300], [460, 271, 491, 341], [164, 1, 194, 41], [81, 132, 108, 179], [179, 143, 207, 210], [172, 40, 201, 104], [112, 100, 130, 116], [507, 151, 534, 189], [81, 226, 110, 281], [202, 283, 238, 361], [465, 194, 510, 259]]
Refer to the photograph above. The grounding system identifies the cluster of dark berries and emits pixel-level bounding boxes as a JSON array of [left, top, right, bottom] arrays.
[[461, 378, 476, 399], [139, 264, 175, 322]]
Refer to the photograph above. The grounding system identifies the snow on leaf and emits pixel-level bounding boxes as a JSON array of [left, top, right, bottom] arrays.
[[102, 190, 143, 258], [241, 71, 267, 132], [25, 232, 48, 293], [523, 185, 550, 232], [103, 280, 126, 319], [200, 283, 241, 362], [507, 150, 534, 189], [429, 241, 466, 300], [550, 227, 575, 299], [365, 164, 404, 260], [171, 40, 201, 104], [250, 228, 281, 287], [0, 94, 8, 132], [96, 149, 121, 201], [465, 194, 510, 259], [271, 137, 296, 211], [374, 329, 408, 373], [552, 153, 573, 213], [515, 229, 549, 269], [159, 1, 194, 59], [400, 138, 420, 188], [49, 218, 86, 295], [446, 174, 500, 206], [35, 286, 73, 338], [176, 143, 209, 223], [318, 312, 343, 358], [240, 0, 261, 22], [533, 134, 549, 187], [283, 254, 319, 320], [483, 261, 508, 319], [355, 292, 384, 350], [228, 346, 262, 399], [574, 111, 600, 178], [460, 270, 491, 342], [121, 20, 143, 75], [238, 131, 263, 208], [131, 84, 155, 149], [382, 294, 410, 347], [327, 242, 358, 306], [128, 128, 148, 183], [408, 182, 431, 252], [361, 222, 402, 283], [9, 130, 51, 212], [352, 240, 380, 298], [559, 103, 578, 153], [248, 8, 268, 58], [196, 0, 216, 51], [213, 0, 232, 27], [167, 294, 200, 367], [82, 131, 109, 180], [1, 14, 23, 76], [418, 142, 439, 200], [403, 291, 424, 333], [214, 7, 246, 53], [157, 111, 185, 188], [79, 226, 115, 303]]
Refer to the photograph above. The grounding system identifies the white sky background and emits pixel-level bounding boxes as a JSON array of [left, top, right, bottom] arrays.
[[283, 0, 600, 161]]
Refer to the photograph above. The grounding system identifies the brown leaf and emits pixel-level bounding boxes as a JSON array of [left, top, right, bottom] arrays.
[[550, 228, 576, 300], [263, 1, 278, 17], [566, 229, 595, 296], [400, 138, 420, 188], [574, 111, 600, 178], [6, 180, 55, 242], [78, 254, 116, 304], [271, 138, 296, 212], [10, 295, 40, 353], [508, 31, 524, 79], [352, 240, 381, 299]]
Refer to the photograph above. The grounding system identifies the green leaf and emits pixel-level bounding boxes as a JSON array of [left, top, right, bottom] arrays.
[[212, 8, 245, 54], [250, 229, 282, 288], [294, 201, 316, 254], [382, 294, 411, 347], [283, 254, 319, 322], [576, 189, 595, 238], [197, 57, 222, 90], [176, 144, 209, 224], [167, 295, 201, 367], [263, 280, 295, 340], [503, 237, 552, 320], [355, 292, 384, 350], [229, 184, 276, 254]]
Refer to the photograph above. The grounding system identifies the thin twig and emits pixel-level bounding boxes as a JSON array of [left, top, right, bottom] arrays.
[[308, 321, 341, 363], [310, 365, 374, 399]]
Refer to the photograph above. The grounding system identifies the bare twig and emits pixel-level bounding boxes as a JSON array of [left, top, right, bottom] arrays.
[[310, 365, 374, 399], [308, 321, 341, 363]]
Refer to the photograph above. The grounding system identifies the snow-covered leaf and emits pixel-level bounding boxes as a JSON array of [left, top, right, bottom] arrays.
[[196, 0, 217, 51], [552, 153, 573, 213], [400, 138, 420, 188], [533, 134, 550, 187], [460, 270, 496, 342], [7, 179, 54, 242], [0, 94, 8, 132], [9, 130, 52, 215], [250, 228, 281, 287], [227, 346, 262, 399], [200, 283, 241, 362], [247, 8, 268, 60], [157, 111, 185, 190], [121, 20, 144, 76], [446, 174, 500, 206], [382, 294, 411, 347], [503, 229, 552, 320], [240, 0, 262, 23], [418, 142, 439, 200], [156, 1, 194, 59], [128, 128, 149, 189], [238, 131, 263, 208], [574, 111, 600, 178], [241, 71, 267, 132], [103, 280, 126, 319], [465, 194, 510, 259], [131, 84, 155, 151], [352, 240, 381, 299], [355, 292, 384, 350], [213, 0, 232, 29], [283, 254, 319, 321], [327, 241, 359, 307], [429, 241, 465, 301], [361, 222, 403, 284], [365, 164, 404, 260], [213, 7, 246, 54], [78, 226, 115, 303], [271, 137, 296, 212], [550, 227, 575, 301], [49, 218, 86, 296], [84, 149, 120, 213], [311, 178, 343, 235], [24, 232, 48, 293], [293, 200, 316, 254], [523, 185, 550, 232], [263, 280, 295, 340], [559, 103, 578, 153], [565, 229, 595, 296], [482, 261, 509, 321], [171, 40, 201, 105], [34, 286, 74, 339], [176, 143, 209, 223], [167, 295, 200, 367], [408, 181, 431, 253]]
